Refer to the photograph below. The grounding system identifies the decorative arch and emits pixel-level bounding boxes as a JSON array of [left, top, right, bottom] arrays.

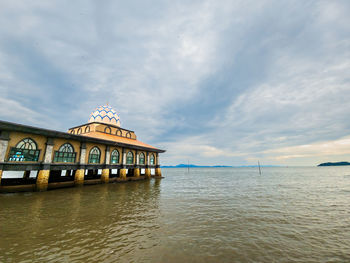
[[88, 146, 101, 163], [8, 138, 40, 162], [116, 129, 122, 136], [16, 138, 37, 150], [150, 154, 155, 165], [77, 128, 82, 134], [54, 143, 76, 163], [139, 152, 145, 165], [59, 143, 74, 152], [104, 127, 111, 134], [126, 132, 131, 138], [84, 126, 90, 133], [111, 149, 120, 164], [70, 129, 75, 134], [126, 151, 134, 164]]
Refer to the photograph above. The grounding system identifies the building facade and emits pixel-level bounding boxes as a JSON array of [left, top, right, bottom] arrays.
[[0, 105, 165, 192]]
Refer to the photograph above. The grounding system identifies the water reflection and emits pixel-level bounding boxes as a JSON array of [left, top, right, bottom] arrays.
[[1, 168, 350, 263], [0, 180, 161, 262]]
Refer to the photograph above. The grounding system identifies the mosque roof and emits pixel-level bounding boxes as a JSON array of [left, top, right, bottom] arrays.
[[88, 105, 121, 127], [82, 131, 158, 149]]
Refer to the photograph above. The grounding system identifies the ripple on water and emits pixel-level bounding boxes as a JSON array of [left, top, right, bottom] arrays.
[[1, 168, 350, 262]]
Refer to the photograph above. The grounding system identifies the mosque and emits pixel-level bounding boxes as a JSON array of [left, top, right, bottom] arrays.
[[0, 105, 165, 192]]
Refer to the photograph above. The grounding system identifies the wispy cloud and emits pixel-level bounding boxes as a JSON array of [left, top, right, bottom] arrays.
[[0, 0, 349, 165]]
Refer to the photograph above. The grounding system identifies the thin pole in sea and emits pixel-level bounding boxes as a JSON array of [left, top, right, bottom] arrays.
[[258, 161, 262, 175]]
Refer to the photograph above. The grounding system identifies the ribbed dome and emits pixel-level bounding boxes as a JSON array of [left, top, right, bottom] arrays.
[[88, 105, 121, 127]]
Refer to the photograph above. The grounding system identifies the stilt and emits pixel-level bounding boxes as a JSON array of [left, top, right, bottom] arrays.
[[101, 168, 110, 183], [145, 168, 151, 179], [134, 168, 140, 177], [155, 167, 162, 177], [119, 168, 127, 180], [36, 170, 50, 191], [74, 169, 85, 186]]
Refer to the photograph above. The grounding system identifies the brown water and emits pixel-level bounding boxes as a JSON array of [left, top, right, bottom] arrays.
[[1, 167, 350, 262]]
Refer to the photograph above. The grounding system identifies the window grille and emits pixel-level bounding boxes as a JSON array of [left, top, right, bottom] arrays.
[[88, 147, 101, 163], [127, 151, 133, 164], [139, 153, 145, 164], [111, 150, 119, 164]]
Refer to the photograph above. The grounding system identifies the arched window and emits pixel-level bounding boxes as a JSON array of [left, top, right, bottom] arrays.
[[127, 151, 133, 164], [77, 128, 82, 134], [88, 147, 101, 163], [16, 138, 37, 149], [116, 129, 122, 136], [104, 127, 111, 134], [139, 152, 145, 165], [126, 132, 131, 138], [150, 154, 155, 165], [54, 143, 76, 163], [8, 138, 40, 162], [84, 126, 90, 133], [111, 150, 119, 164]]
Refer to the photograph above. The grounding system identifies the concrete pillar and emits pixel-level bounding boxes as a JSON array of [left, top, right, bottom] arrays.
[[74, 169, 85, 185], [101, 168, 109, 183], [155, 153, 162, 177], [36, 138, 54, 191], [80, 143, 86, 164], [156, 153, 160, 166], [147, 152, 150, 166], [145, 168, 151, 179], [136, 150, 139, 165], [122, 149, 126, 166], [43, 138, 54, 163], [119, 168, 127, 180], [36, 170, 50, 191], [0, 131, 10, 186], [75, 143, 87, 186], [134, 168, 140, 177], [0, 138, 9, 162], [105, 146, 110, 165], [155, 168, 162, 177]]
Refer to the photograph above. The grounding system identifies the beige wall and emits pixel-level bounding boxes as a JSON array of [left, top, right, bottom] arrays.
[[6, 131, 47, 162], [70, 123, 137, 140], [51, 138, 81, 163], [4, 131, 158, 165], [85, 143, 106, 164]]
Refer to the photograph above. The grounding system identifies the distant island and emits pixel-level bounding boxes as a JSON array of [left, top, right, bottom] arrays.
[[161, 164, 280, 168], [318, 162, 350, 166]]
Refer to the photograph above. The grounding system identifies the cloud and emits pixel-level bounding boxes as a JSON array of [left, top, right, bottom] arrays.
[[0, 0, 349, 165]]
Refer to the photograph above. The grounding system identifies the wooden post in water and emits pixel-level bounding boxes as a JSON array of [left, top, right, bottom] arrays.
[[258, 161, 262, 176]]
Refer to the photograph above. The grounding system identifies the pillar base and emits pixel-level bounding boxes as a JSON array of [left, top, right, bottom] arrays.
[[101, 169, 110, 183], [155, 168, 162, 177], [74, 169, 85, 186], [145, 168, 151, 179], [134, 168, 140, 177], [119, 168, 127, 180], [36, 170, 50, 191]]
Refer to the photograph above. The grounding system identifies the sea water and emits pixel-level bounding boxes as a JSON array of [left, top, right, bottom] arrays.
[[0, 167, 349, 262]]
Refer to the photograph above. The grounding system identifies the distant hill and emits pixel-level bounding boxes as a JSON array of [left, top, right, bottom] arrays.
[[318, 162, 350, 166]]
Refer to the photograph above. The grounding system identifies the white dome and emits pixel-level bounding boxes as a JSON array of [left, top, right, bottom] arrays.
[[88, 105, 121, 127]]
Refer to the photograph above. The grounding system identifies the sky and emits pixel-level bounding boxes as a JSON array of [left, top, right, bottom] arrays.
[[0, 0, 349, 166]]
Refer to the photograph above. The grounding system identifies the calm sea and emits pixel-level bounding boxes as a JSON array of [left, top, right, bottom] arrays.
[[1, 167, 350, 262]]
